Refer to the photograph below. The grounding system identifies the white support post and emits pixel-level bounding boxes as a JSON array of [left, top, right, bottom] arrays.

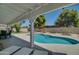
[[29, 19, 34, 48]]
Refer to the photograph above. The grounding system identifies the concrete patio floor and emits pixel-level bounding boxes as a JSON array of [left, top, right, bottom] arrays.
[[0, 33, 69, 55], [12, 33, 79, 55]]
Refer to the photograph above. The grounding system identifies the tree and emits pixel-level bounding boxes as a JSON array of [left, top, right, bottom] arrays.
[[55, 9, 78, 27], [75, 19, 79, 27], [34, 15, 46, 32], [34, 15, 46, 29], [12, 23, 21, 33]]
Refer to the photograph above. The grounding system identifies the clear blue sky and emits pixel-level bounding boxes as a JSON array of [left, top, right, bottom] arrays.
[[21, 4, 79, 27]]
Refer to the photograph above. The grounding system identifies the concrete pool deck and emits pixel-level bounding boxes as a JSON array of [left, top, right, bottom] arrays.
[[13, 33, 79, 55]]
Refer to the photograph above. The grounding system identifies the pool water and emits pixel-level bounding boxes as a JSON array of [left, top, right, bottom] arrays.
[[34, 34, 79, 45]]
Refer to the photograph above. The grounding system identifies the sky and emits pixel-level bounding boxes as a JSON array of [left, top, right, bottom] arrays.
[[21, 4, 79, 27]]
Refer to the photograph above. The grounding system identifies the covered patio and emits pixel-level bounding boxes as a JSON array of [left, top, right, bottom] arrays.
[[0, 3, 77, 55]]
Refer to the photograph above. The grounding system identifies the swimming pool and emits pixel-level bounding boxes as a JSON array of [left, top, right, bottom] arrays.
[[34, 34, 79, 45]]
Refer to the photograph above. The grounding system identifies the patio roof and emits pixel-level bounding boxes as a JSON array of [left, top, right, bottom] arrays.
[[0, 3, 73, 24]]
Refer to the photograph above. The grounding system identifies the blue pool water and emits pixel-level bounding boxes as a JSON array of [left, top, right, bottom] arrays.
[[34, 34, 79, 45]]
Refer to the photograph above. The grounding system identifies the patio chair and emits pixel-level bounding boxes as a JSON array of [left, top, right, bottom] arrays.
[[0, 43, 4, 51], [0, 46, 21, 55], [13, 47, 33, 55], [7, 30, 12, 37], [0, 33, 1, 39], [0, 30, 7, 39]]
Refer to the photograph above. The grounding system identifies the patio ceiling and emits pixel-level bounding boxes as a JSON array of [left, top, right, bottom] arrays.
[[0, 3, 73, 24]]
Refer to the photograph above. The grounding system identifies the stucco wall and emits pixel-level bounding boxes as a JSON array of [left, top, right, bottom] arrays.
[[45, 27, 79, 34], [13, 28, 28, 33]]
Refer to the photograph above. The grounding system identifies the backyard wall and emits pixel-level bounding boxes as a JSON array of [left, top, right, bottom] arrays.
[[45, 27, 79, 34], [20, 28, 28, 33], [13, 28, 28, 33]]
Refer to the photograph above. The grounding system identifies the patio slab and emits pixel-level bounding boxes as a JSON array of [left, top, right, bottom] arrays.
[[13, 33, 79, 55]]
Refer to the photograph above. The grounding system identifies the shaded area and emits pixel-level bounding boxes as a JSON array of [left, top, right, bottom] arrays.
[[0, 35, 67, 55]]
